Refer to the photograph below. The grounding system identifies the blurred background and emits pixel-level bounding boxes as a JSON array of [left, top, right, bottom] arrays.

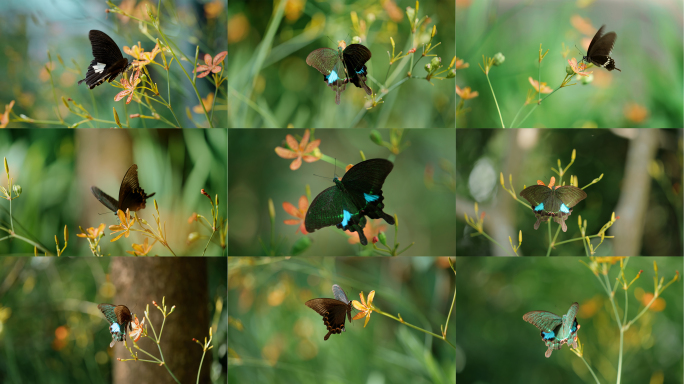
[[456, 129, 683, 256], [227, 0, 455, 128], [228, 128, 456, 256], [0, 0, 227, 128], [456, 257, 683, 384], [227, 256, 455, 383], [0, 257, 227, 383], [455, 0, 683, 128], [0, 129, 227, 256]]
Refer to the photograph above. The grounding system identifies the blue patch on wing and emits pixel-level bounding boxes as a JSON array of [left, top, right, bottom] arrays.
[[326, 70, 339, 84], [340, 210, 351, 227], [560, 203, 570, 213], [534, 203, 544, 212], [541, 330, 555, 340], [364, 193, 379, 202], [356, 68, 366, 75], [110, 323, 121, 334]]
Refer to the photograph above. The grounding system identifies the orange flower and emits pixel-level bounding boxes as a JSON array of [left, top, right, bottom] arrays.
[[193, 93, 214, 113], [282, 195, 309, 234], [109, 209, 137, 242], [346, 219, 386, 245], [132, 43, 162, 68], [274, 129, 320, 170], [129, 315, 145, 342], [528, 77, 553, 93], [455, 85, 478, 100], [195, 52, 227, 78], [352, 290, 375, 327], [455, 57, 469, 69], [114, 69, 142, 105], [76, 223, 106, 239], [567, 58, 592, 77], [624, 102, 649, 123], [126, 237, 155, 256], [0, 100, 14, 128]]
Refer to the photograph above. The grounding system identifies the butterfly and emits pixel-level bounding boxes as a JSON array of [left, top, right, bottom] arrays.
[[523, 302, 580, 358], [305, 285, 353, 341], [519, 178, 586, 232], [78, 30, 131, 89], [97, 303, 133, 348], [305, 159, 394, 246], [582, 25, 620, 72], [91, 164, 155, 215], [306, 40, 372, 105]]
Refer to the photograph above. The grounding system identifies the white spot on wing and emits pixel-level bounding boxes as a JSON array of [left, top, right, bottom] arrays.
[[93, 62, 106, 73]]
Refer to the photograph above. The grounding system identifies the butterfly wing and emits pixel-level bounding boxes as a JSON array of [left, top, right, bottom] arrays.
[[306, 47, 348, 105], [340, 159, 395, 225], [342, 44, 372, 95], [523, 310, 564, 358], [118, 164, 155, 212], [305, 298, 352, 340], [332, 285, 353, 324], [305, 185, 369, 245], [557, 302, 579, 342], [91, 186, 119, 213]]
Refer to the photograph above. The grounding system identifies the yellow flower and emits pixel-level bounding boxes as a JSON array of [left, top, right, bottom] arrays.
[[76, 223, 106, 239], [109, 209, 137, 242], [126, 237, 155, 256], [352, 290, 375, 327]]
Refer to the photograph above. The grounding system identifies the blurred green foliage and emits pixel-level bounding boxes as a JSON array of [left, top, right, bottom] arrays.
[[227, 0, 455, 128], [456, 257, 683, 384], [456, 1, 683, 128], [456, 129, 683, 256], [228, 129, 455, 256], [0, 129, 227, 256], [227, 256, 455, 383], [0, 257, 227, 383]]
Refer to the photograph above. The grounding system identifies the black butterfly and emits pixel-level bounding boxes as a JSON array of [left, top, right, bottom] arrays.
[[305, 285, 353, 341], [582, 25, 620, 72], [91, 164, 155, 214], [78, 30, 130, 89]]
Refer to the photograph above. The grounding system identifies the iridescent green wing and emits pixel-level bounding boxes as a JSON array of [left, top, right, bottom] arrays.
[[306, 47, 348, 105], [305, 185, 368, 245]]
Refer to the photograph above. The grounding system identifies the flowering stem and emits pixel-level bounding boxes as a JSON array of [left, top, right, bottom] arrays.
[[371, 307, 455, 349]]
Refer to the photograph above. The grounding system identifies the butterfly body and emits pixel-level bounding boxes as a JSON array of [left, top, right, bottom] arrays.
[[78, 30, 130, 89], [91, 164, 155, 215], [306, 42, 372, 105], [523, 302, 580, 358], [305, 285, 353, 340], [305, 159, 394, 245], [582, 25, 620, 72], [97, 303, 133, 347], [519, 184, 586, 232]]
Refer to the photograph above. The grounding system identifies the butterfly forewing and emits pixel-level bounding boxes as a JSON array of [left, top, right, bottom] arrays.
[[91, 186, 119, 213]]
